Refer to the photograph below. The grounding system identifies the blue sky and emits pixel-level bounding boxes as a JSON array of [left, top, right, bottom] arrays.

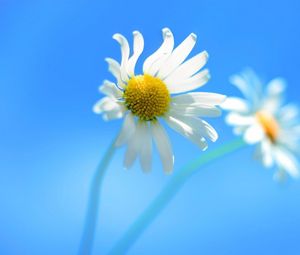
[[1, 0, 300, 254]]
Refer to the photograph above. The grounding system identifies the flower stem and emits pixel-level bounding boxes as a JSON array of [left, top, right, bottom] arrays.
[[108, 138, 246, 255], [78, 137, 117, 255]]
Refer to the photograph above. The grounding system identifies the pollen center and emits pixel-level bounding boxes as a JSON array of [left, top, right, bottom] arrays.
[[124, 74, 171, 121], [256, 111, 279, 143]]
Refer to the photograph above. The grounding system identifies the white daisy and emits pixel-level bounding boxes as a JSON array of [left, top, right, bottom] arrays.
[[94, 28, 226, 173], [222, 69, 300, 179]]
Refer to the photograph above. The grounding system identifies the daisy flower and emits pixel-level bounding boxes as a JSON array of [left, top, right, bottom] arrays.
[[222, 69, 300, 179], [94, 28, 226, 173]]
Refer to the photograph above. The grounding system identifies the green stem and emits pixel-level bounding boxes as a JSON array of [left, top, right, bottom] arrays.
[[78, 137, 117, 255], [108, 138, 246, 255]]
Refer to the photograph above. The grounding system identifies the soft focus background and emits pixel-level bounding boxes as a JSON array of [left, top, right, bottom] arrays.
[[1, 0, 300, 254]]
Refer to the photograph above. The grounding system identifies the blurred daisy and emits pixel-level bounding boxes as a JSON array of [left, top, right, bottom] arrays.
[[94, 28, 225, 173], [223, 69, 300, 179]]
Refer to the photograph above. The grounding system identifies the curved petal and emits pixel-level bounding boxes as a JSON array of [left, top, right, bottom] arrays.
[[167, 69, 210, 94], [115, 113, 136, 147], [127, 31, 144, 77], [157, 33, 197, 80], [93, 97, 125, 121], [93, 97, 116, 114], [113, 33, 130, 82], [151, 121, 174, 173], [169, 111, 218, 142], [103, 108, 125, 121], [143, 28, 174, 76], [164, 51, 208, 84], [198, 119, 219, 142], [99, 80, 123, 98], [105, 58, 125, 88], [164, 115, 208, 150]]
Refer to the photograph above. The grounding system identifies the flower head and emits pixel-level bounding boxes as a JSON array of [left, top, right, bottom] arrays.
[[94, 28, 225, 173], [223, 69, 300, 179]]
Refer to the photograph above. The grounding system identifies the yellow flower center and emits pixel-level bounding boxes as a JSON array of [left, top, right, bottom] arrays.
[[256, 111, 279, 143], [123, 74, 171, 121]]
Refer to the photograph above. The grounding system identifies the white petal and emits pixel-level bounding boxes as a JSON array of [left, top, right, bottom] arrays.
[[99, 80, 123, 98], [279, 133, 300, 153], [172, 92, 226, 106], [266, 78, 286, 97], [243, 124, 264, 144], [127, 31, 144, 77], [170, 104, 221, 117], [263, 78, 285, 115], [169, 112, 218, 142], [274, 147, 299, 178], [197, 119, 219, 142], [151, 121, 174, 173], [241, 68, 262, 95], [279, 104, 299, 123], [277, 135, 299, 154], [164, 51, 208, 84], [167, 69, 210, 94], [230, 69, 262, 107], [164, 115, 208, 150], [221, 97, 249, 113], [261, 140, 273, 168], [93, 97, 116, 113], [157, 33, 197, 80], [96, 99, 125, 121], [225, 113, 255, 126], [115, 113, 136, 147], [113, 33, 130, 82], [143, 28, 174, 75], [139, 122, 152, 172], [103, 108, 124, 121], [105, 58, 126, 88], [124, 121, 144, 169], [229, 74, 252, 100]]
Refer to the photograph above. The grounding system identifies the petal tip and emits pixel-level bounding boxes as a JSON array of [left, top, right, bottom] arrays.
[[191, 33, 197, 40], [104, 57, 112, 64], [206, 71, 211, 80], [133, 30, 141, 36], [162, 27, 171, 33], [203, 50, 209, 59], [93, 106, 101, 114], [112, 33, 120, 40]]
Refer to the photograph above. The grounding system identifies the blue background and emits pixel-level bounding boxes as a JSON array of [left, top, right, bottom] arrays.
[[1, 0, 300, 254]]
